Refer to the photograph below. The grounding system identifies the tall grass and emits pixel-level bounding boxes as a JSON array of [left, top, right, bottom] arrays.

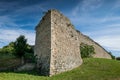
[[0, 58, 120, 80]]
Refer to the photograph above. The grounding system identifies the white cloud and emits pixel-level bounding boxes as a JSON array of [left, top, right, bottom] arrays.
[[84, 25, 120, 35], [81, 0, 102, 11], [0, 29, 35, 48], [102, 16, 120, 23], [69, 0, 120, 27], [65, 0, 120, 57], [72, 0, 103, 16], [83, 26, 120, 52], [94, 35, 120, 51], [0, 15, 35, 47], [0, 3, 45, 48], [69, 15, 120, 27], [0, 16, 18, 28]]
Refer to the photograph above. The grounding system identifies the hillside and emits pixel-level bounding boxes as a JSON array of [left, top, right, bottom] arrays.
[[0, 58, 120, 80]]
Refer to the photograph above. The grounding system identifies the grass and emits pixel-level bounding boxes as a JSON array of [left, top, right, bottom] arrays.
[[0, 58, 120, 80]]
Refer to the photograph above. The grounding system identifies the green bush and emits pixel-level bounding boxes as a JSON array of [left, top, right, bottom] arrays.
[[116, 57, 120, 60], [24, 53, 36, 63], [0, 42, 15, 59], [80, 43, 95, 58], [0, 42, 15, 54]]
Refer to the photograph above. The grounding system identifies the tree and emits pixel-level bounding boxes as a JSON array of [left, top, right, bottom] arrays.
[[14, 35, 27, 64], [26, 44, 34, 53]]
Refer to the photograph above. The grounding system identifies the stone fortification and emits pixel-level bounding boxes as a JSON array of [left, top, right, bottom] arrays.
[[77, 31, 111, 59], [35, 11, 51, 75], [35, 9, 111, 76], [50, 10, 82, 75]]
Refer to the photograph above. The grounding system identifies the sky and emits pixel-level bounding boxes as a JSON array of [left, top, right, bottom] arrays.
[[0, 0, 120, 57]]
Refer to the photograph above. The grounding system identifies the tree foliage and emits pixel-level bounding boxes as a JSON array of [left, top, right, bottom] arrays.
[[14, 35, 27, 58], [80, 43, 95, 58], [0, 35, 35, 63], [0, 42, 15, 54]]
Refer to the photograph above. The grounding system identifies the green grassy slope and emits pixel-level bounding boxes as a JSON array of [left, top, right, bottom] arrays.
[[0, 58, 120, 80]]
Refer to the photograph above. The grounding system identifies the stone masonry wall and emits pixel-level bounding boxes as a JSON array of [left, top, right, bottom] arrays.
[[35, 11, 51, 76], [50, 10, 82, 76], [35, 9, 111, 76], [77, 31, 111, 59]]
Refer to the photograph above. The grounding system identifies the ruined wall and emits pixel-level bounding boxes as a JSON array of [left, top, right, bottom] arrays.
[[35, 10, 83, 76], [35, 9, 111, 76], [35, 11, 51, 75], [50, 10, 82, 75], [77, 31, 111, 59]]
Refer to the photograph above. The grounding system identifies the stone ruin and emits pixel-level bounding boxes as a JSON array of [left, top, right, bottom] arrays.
[[34, 9, 111, 76]]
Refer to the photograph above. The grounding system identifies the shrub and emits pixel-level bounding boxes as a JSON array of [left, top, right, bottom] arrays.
[[80, 43, 95, 58], [24, 53, 36, 63], [116, 57, 120, 60], [0, 42, 15, 56]]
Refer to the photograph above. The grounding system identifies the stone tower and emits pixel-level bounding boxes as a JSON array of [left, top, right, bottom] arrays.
[[35, 10, 83, 76]]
